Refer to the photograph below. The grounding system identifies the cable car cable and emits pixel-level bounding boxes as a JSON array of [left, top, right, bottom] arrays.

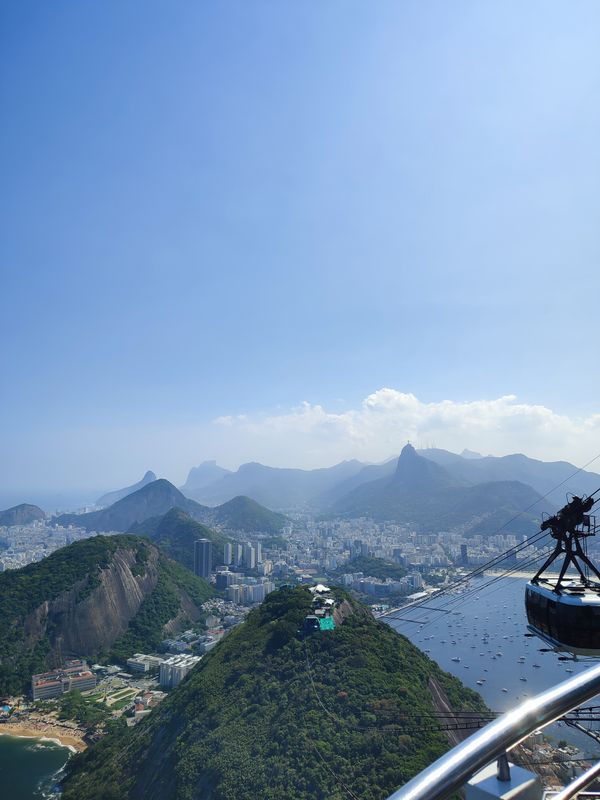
[[380, 451, 600, 621], [385, 546, 554, 629], [383, 529, 553, 623]]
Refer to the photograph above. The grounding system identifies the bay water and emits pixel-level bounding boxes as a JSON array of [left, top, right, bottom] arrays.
[[385, 575, 600, 756]]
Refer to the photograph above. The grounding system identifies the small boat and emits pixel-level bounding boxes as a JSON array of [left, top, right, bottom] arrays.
[[532, 664, 541, 668], [451, 657, 460, 663], [476, 680, 485, 686], [502, 688, 508, 693], [520, 677, 527, 682]]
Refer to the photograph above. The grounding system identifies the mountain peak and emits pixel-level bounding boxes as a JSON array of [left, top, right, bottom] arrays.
[[96, 470, 159, 508], [394, 444, 458, 489], [461, 449, 482, 460], [397, 442, 417, 462]]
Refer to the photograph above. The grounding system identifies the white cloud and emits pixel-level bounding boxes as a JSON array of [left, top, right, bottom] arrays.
[[5, 390, 598, 495], [209, 389, 600, 470]]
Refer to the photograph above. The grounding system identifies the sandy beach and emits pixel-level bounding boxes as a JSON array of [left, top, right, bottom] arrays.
[[0, 721, 87, 752]]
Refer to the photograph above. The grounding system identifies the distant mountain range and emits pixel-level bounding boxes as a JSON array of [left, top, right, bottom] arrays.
[[0, 503, 46, 527], [96, 470, 157, 508], [54, 479, 287, 535], [181, 461, 232, 495], [419, 449, 600, 507], [182, 459, 367, 508], [333, 444, 553, 534], [179, 448, 600, 516]]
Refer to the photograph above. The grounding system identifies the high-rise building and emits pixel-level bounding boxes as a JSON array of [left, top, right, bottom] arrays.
[[460, 544, 469, 566], [234, 543, 243, 567], [159, 654, 201, 689], [194, 539, 212, 579], [243, 543, 256, 569], [227, 584, 242, 603], [223, 542, 233, 565], [215, 569, 241, 590], [255, 542, 262, 564]]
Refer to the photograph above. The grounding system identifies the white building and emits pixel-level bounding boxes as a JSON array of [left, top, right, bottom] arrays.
[[159, 654, 201, 689], [126, 654, 166, 674]]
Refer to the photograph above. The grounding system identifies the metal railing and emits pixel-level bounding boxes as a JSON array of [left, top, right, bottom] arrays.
[[385, 661, 600, 800], [549, 760, 600, 800]]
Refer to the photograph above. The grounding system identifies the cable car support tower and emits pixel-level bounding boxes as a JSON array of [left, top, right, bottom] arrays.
[[531, 494, 600, 592]]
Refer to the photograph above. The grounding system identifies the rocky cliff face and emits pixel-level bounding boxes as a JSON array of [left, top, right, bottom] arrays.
[[0, 534, 213, 694], [23, 547, 160, 660]]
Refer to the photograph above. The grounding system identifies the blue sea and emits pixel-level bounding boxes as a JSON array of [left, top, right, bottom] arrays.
[[385, 575, 600, 756], [0, 735, 70, 799]]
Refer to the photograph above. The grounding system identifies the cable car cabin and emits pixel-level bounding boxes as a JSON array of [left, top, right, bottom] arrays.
[[525, 581, 600, 656], [524, 493, 600, 655]]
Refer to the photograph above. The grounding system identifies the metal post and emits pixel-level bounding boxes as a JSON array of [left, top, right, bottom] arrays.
[[497, 752, 511, 782]]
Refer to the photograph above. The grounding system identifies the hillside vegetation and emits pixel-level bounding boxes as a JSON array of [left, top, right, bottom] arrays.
[[333, 556, 407, 582], [129, 508, 230, 571], [0, 535, 213, 693], [211, 495, 287, 533], [62, 587, 484, 800]]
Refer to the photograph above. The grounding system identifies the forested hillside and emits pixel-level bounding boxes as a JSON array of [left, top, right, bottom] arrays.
[[62, 587, 485, 800]]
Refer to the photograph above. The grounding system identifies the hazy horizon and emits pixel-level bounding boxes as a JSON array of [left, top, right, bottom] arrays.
[[3, 386, 600, 510]]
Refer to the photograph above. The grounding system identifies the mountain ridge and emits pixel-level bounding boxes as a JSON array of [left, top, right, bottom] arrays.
[[55, 479, 208, 533], [0, 503, 46, 527], [334, 444, 553, 534], [96, 471, 158, 508], [179, 448, 599, 511], [56, 479, 287, 537]]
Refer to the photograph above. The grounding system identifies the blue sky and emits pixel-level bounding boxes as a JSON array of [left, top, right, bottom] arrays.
[[2, 1, 600, 499]]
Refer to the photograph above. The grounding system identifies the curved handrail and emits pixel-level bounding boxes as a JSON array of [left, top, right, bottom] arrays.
[[549, 759, 600, 800], [385, 661, 600, 800]]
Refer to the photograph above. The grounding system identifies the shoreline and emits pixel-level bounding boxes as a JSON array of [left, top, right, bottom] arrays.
[[0, 723, 87, 752]]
